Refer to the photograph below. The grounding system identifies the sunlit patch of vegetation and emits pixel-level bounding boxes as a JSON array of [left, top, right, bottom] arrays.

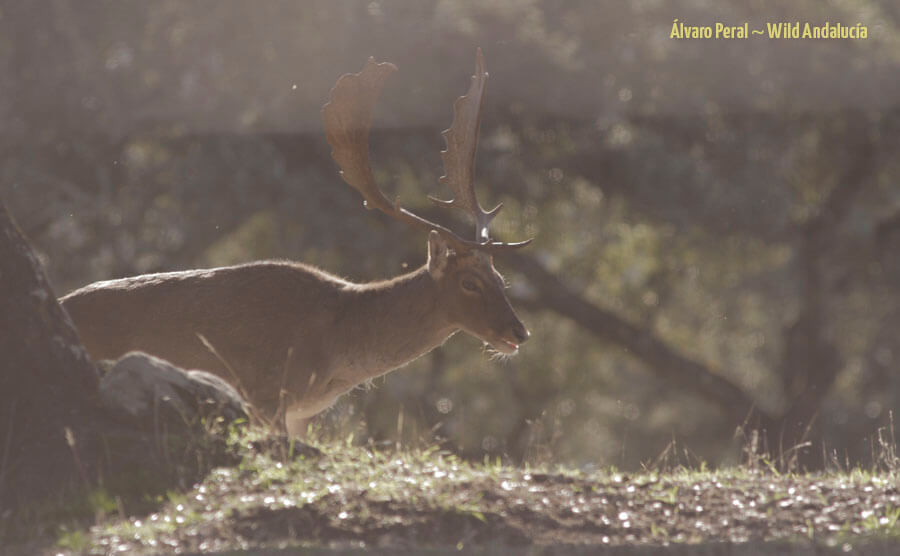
[[34, 427, 900, 554]]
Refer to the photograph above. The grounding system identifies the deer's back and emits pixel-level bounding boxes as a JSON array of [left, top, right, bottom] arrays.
[[61, 261, 348, 408]]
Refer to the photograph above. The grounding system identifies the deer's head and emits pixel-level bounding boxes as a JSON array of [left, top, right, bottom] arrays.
[[426, 231, 528, 354], [323, 49, 531, 355]]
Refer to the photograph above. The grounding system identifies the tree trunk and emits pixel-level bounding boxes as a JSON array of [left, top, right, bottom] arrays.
[[758, 129, 872, 469], [0, 202, 104, 512]]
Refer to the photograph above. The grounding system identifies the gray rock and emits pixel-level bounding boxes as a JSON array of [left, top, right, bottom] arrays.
[[99, 351, 249, 427]]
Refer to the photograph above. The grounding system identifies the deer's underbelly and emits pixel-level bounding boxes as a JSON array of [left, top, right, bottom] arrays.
[[286, 375, 356, 419]]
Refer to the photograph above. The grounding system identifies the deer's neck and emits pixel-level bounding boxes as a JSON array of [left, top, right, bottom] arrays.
[[337, 266, 456, 383]]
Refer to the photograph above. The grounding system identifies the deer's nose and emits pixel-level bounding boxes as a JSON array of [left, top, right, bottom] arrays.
[[511, 323, 530, 344]]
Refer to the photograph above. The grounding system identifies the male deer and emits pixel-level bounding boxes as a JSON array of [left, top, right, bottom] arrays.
[[61, 49, 531, 432]]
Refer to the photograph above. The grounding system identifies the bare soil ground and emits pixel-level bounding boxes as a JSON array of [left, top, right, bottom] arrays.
[[45, 439, 900, 555]]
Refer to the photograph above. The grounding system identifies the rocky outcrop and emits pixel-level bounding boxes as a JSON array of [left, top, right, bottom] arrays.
[[100, 351, 248, 429]]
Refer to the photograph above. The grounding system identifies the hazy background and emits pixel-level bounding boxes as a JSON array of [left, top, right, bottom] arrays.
[[3, 0, 900, 470]]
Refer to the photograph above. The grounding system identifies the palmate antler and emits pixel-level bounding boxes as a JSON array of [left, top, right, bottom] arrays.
[[321, 49, 531, 253], [431, 48, 499, 244]]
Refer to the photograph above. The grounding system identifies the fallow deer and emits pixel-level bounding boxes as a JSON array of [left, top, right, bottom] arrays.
[[61, 49, 531, 432]]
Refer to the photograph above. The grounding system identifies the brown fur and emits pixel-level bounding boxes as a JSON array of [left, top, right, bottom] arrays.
[[61, 233, 528, 430]]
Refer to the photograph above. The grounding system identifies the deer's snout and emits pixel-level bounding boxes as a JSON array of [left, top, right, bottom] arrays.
[[510, 321, 530, 344]]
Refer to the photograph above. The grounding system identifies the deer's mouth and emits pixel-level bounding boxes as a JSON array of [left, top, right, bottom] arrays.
[[464, 326, 520, 356], [488, 337, 519, 355]]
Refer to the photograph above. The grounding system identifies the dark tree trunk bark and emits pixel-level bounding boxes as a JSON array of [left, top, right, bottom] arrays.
[[757, 127, 873, 469], [757, 308, 841, 470], [0, 203, 104, 512]]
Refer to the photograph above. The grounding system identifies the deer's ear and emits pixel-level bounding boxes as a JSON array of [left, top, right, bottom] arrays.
[[427, 230, 450, 278]]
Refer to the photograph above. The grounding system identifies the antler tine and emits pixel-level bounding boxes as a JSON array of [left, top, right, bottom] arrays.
[[432, 47, 503, 244]]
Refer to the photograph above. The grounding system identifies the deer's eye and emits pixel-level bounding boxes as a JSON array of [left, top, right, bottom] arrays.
[[461, 278, 481, 294]]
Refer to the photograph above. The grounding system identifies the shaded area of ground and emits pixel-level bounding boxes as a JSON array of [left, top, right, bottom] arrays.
[[52, 440, 899, 554]]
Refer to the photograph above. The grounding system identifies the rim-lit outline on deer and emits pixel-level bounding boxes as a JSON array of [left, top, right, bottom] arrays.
[[61, 49, 532, 432]]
